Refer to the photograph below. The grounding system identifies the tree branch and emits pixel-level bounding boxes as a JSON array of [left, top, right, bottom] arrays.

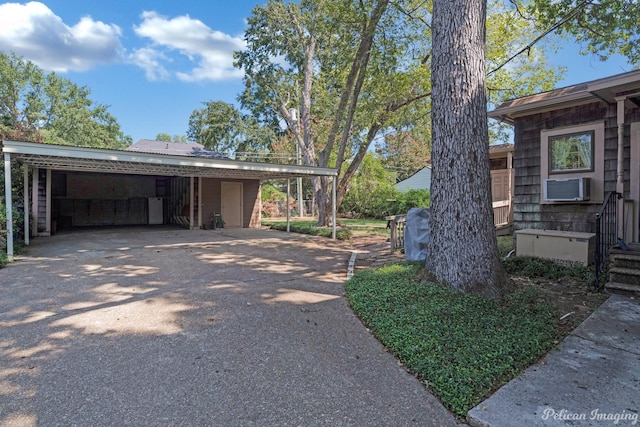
[[390, 0, 431, 29]]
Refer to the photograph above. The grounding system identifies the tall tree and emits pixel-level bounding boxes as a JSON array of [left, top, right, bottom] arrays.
[[236, 0, 432, 226], [528, 0, 640, 64], [0, 52, 130, 148], [427, 0, 510, 298], [235, 0, 562, 227], [187, 100, 275, 156]]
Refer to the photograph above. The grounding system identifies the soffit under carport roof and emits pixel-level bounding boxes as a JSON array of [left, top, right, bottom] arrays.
[[2, 140, 337, 180]]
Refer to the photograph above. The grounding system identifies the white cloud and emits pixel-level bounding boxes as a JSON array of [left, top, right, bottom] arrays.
[[132, 11, 245, 82], [129, 47, 170, 81], [0, 1, 124, 72]]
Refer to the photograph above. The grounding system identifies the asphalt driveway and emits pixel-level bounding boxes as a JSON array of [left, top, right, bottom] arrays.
[[0, 227, 457, 426]]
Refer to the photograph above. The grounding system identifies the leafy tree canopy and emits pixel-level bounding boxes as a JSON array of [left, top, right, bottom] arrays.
[[234, 0, 564, 225], [377, 131, 431, 182], [186, 100, 276, 156], [527, 0, 640, 64], [0, 52, 131, 148], [155, 133, 187, 143]]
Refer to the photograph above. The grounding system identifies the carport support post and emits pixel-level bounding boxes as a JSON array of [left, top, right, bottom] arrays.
[[332, 177, 336, 239], [4, 153, 14, 261], [23, 165, 29, 245], [286, 179, 291, 233], [32, 168, 38, 237], [198, 177, 203, 229], [45, 169, 51, 235], [189, 176, 194, 229]]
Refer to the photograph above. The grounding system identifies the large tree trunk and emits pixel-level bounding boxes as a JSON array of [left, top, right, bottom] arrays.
[[315, 176, 331, 227], [427, 0, 510, 298]]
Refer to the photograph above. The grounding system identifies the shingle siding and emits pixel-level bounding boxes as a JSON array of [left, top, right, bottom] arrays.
[[512, 100, 636, 233]]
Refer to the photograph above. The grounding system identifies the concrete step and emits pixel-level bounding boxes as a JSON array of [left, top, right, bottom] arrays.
[[609, 259, 640, 270], [610, 242, 640, 255], [605, 281, 640, 294], [609, 252, 640, 269], [609, 267, 640, 286]]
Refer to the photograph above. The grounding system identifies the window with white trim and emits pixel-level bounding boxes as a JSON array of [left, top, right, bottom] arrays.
[[549, 131, 594, 173], [540, 122, 604, 204]]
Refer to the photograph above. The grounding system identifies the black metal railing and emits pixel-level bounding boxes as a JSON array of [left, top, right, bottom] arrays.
[[594, 191, 622, 290]]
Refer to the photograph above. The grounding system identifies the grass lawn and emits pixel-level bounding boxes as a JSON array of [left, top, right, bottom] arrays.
[[345, 261, 561, 417]]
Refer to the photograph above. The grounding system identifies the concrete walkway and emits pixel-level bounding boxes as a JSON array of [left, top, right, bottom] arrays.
[[468, 294, 640, 426], [0, 227, 457, 426]]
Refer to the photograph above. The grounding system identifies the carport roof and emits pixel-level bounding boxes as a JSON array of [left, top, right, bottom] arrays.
[[2, 140, 338, 180]]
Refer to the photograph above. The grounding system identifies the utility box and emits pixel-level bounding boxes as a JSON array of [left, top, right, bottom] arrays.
[[515, 229, 596, 266]]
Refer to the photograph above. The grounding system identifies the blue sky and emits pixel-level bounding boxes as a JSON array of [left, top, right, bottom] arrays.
[[0, 1, 635, 143]]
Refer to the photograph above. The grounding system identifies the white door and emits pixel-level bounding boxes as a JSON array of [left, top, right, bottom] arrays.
[[221, 182, 243, 228], [490, 169, 510, 202]]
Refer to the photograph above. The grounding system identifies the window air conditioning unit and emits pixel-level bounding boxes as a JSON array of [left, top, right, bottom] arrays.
[[544, 177, 591, 201]]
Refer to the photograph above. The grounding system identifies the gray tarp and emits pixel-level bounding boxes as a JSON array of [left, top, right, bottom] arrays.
[[404, 208, 430, 261]]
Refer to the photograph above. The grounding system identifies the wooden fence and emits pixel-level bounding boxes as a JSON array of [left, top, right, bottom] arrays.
[[385, 214, 406, 253]]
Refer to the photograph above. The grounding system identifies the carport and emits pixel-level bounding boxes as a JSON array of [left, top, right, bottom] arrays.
[[2, 140, 338, 261]]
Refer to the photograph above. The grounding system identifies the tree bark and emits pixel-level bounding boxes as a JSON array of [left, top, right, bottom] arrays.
[[427, 0, 510, 298]]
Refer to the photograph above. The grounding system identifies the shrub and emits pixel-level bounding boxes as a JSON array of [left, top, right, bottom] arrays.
[[395, 189, 430, 214], [502, 256, 594, 282]]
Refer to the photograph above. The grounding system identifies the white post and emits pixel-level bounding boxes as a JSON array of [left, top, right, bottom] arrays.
[[507, 150, 513, 223], [32, 168, 38, 236], [332, 177, 336, 239], [197, 177, 203, 229], [23, 165, 29, 245], [297, 144, 303, 218], [286, 179, 291, 233], [631, 122, 640, 242], [4, 153, 14, 261], [189, 176, 194, 229], [616, 97, 625, 239], [45, 169, 51, 235]]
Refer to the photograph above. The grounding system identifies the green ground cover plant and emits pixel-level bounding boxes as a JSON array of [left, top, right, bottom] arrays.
[[345, 262, 558, 416]]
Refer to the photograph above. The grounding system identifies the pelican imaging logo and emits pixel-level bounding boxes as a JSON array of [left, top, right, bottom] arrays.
[[541, 408, 638, 425]]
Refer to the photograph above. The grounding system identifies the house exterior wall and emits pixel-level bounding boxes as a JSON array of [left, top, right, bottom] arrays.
[[512, 100, 640, 233], [201, 178, 260, 228]]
